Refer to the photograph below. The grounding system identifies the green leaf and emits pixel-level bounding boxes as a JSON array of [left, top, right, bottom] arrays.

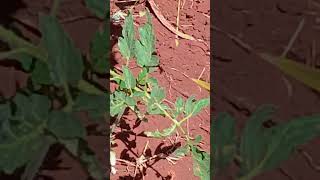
[[213, 112, 236, 174], [0, 103, 11, 125], [118, 13, 135, 61], [47, 111, 86, 139], [21, 136, 55, 180], [192, 98, 210, 117], [239, 112, 320, 180], [125, 96, 136, 106], [147, 102, 169, 115], [133, 91, 145, 98], [144, 124, 176, 138], [137, 67, 148, 85], [193, 135, 203, 145], [90, 22, 109, 73], [173, 145, 190, 159], [0, 26, 47, 61], [1, 51, 33, 71], [147, 77, 158, 87], [191, 146, 210, 180], [73, 92, 106, 121], [123, 66, 136, 89], [259, 53, 320, 93], [13, 94, 51, 124], [240, 105, 276, 175], [110, 91, 127, 117], [150, 86, 165, 103], [79, 142, 106, 180], [31, 60, 52, 85], [172, 97, 184, 118], [77, 79, 105, 96], [0, 96, 49, 174], [39, 15, 84, 86], [185, 96, 195, 115], [60, 139, 79, 156], [135, 12, 159, 67], [84, 0, 107, 19]]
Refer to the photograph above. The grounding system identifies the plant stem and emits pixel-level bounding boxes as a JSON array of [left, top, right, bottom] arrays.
[[63, 82, 73, 112], [0, 26, 47, 61], [111, 69, 192, 139], [110, 107, 125, 139], [51, 0, 60, 17]]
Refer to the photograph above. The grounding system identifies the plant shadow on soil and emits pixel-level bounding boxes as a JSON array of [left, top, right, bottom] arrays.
[[110, 108, 178, 179]]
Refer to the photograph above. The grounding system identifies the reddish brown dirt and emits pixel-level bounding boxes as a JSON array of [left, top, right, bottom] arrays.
[[0, 0, 107, 179], [214, 0, 320, 179], [110, 0, 210, 179]]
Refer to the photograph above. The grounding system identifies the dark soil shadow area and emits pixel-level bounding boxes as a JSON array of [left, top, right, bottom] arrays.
[[214, 0, 320, 179], [0, 0, 108, 179]]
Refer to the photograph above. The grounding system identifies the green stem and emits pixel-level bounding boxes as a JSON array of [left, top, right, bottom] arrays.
[[63, 82, 73, 112], [0, 26, 47, 61], [111, 69, 191, 140], [0, 49, 27, 59], [51, 0, 60, 16], [110, 107, 126, 140]]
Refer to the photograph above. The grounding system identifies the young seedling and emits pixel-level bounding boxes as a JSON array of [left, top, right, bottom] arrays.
[[110, 9, 210, 180]]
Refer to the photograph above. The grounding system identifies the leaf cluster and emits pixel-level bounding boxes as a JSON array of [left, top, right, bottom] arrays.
[[110, 10, 210, 180]]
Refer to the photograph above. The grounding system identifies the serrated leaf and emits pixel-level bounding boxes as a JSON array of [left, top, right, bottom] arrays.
[[147, 103, 169, 115], [125, 96, 136, 106], [77, 79, 105, 96], [192, 98, 209, 117], [90, 22, 109, 73], [147, 77, 158, 87], [239, 111, 320, 179], [79, 142, 105, 180], [133, 91, 145, 97], [110, 91, 127, 117], [191, 146, 210, 180], [60, 139, 79, 156], [39, 15, 84, 86], [47, 111, 86, 139], [123, 66, 136, 89], [150, 86, 165, 103], [144, 124, 176, 138], [240, 104, 276, 175], [0, 98, 49, 174], [173, 97, 184, 118], [173, 145, 190, 159], [31, 60, 52, 85], [21, 136, 55, 180], [213, 112, 236, 174], [73, 92, 106, 121], [135, 11, 158, 67], [84, 0, 107, 19], [137, 67, 148, 85], [118, 13, 135, 61], [2, 52, 34, 71], [185, 96, 195, 115], [14, 94, 50, 124], [193, 135, 203, 145]]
